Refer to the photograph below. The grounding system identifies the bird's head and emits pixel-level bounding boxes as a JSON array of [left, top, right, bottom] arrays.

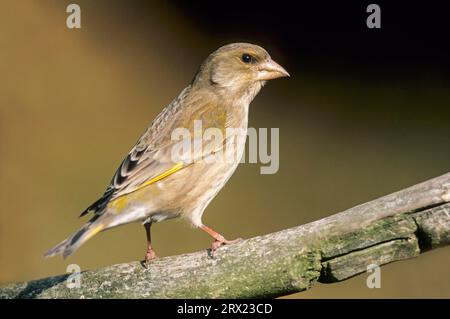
[[193, 43, 289, 102]]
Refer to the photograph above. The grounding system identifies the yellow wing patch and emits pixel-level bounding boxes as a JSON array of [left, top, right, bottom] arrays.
[[109, 162, 184, 212], [138, 161, 184, 190]]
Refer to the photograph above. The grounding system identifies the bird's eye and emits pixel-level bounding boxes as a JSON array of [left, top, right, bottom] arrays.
[[241, 53, 253, 64]]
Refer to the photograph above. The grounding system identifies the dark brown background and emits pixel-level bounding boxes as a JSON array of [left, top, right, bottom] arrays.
[[1, 1, 449, 297]]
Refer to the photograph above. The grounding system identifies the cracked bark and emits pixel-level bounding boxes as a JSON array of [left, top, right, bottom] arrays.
[[1, 173, 449, 299]]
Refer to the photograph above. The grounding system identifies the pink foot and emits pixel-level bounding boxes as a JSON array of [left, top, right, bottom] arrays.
[[145, 248, 158, 261], [210, 237, 242, 257]]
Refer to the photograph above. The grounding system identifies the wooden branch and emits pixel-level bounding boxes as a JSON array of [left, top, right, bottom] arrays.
[[1, 173, 449, 299]]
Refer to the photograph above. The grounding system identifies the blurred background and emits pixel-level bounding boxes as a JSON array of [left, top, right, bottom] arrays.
[[1, 0, 449, 298]]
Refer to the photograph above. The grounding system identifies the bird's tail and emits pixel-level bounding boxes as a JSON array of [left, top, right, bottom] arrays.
[[44, 218, 106, 259]]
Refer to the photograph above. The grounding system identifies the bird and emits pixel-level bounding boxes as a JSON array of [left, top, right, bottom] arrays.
[[44, 43, 289, 260]]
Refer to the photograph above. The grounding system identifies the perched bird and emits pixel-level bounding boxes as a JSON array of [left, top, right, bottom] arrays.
[[44, 43, 289, 260]]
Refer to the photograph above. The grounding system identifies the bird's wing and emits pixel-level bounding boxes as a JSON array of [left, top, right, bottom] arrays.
[[80, 97, 229, 217]]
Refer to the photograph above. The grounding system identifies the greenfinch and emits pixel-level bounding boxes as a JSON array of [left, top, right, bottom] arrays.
[[45, 43, 289, 260]]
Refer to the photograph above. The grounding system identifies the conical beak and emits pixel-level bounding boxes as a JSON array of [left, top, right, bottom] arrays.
[[257, 58, 290, 81]]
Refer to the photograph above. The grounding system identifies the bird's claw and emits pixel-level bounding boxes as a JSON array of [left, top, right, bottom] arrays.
[[145, 249, 158, 261], [209, 237, 243, 258], [141, 249, 159, 268]]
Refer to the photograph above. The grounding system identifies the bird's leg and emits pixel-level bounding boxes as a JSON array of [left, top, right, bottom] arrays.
[[200, 224, 242, 257], [144, 222, 158, 261]]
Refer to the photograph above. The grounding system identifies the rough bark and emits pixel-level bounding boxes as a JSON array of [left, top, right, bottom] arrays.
[[1, 173, 449, 299]]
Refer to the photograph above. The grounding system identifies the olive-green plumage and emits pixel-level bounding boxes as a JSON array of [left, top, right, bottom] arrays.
[[45, 43, 289, 259]]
